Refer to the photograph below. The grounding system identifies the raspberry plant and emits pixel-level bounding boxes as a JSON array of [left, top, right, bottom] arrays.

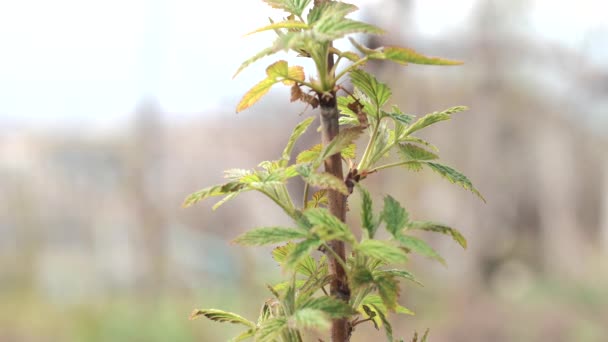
[[185, 1, 484, 341]]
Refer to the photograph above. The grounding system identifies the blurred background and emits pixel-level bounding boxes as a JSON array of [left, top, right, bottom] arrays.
[[1, 0, 607, 341]]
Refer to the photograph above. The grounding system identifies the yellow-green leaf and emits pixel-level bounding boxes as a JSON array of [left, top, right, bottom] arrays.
[[246, 20, 309, 36], [236, 78, 277, 112]]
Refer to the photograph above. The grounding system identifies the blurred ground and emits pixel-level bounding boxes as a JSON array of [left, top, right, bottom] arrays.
[[1, 0, 607, 341]]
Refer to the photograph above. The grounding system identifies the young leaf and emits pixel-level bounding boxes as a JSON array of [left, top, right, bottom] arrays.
[[303, 207, 354, 242], [395, 234, 445, 265], [292, 308, 331, 330], [356, 240, 408, 264], [358, 185, 377, 238], [286, 238, 323, 269], [349, 69, 391, 109], [281, 116, 315, 166], [233, 47, 275, 78], [350, 265, 374, 290], [423, 162, 485, 202], [297, 164, 349, 195], [256, 317, 287, 342], [398, 143, 438, 161], [375, 273, 399, 312], [376, 269, 423, 287], [400, 136, 439, 152], [184, 182, 245, 207], [318, 126, 364, 163], [229, 329, 256, 342], [408, 221, 467, 249], [272, 242, 318, 276], [314, 18, 384, 41], [237, 78, 276, 112], [263, 0, 311, 16], [296, 144, 322, 164], [377, 46, 463, 66], [382, 195, 409, 237], [233, 227, 309, 246], [403, 106, 468, 136], [299, 296, 354, 318], [306, 189, 328, 209], [247, 20, 309, 36], [190, 309, 256, 328], [307, 1, 358, 25], [370, 304, 393, 341]]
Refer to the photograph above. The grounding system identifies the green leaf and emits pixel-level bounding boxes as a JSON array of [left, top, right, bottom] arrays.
[[303, 207, 354, 243], [229, 329, 256, 342], [349, 69, 391, 109], [189, 309, 256, 328], [382, 195, 409, 237], [376, 46, 463, 66], [306, 189, 328, 209], [403, 106, 468, 136], [281, 116, 315, 166], [233, 47, 275, 78], [296, 144, 322, 164], [212, 192, 242, 210], [184, 182, 245, 207], [356, 240, 408, 264], [286, 238, 322, 269], [319, 126, 364, 163], [398, 143, 438, 161], [233, 227, 309, 246], [423, 162, 485, 201], [247, 20, 309, 36], [292, 308, 330, 330], [377, 269, 423, 287], [400, 136, 439, 152], [421, 328, 430, 342], [408, 221, 467, 249], [350, 265, 374, 290], [263, 0, 311, 16], [272, 243, 318, 276], [358, 185, 377, 238], [299, 296, 354, 318], [342, 144, 356, 159], [307, 1, 358, 25], [370, 304, 393, 341], [395, 234, 445, 265], [256, 317, 287, 342], [314, 18, 384, 41], [297, 164, 348, 195], [375, 273, 399, 312]]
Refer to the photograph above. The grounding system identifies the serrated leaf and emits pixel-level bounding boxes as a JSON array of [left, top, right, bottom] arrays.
[[408, 221, 467, 249], [403, 106, 468, 136], [273, 279, 307, 293], [400, 136, 439, 151], [229, 329, 256, 342], [189, 309, 256, 328], [387, 112, 415, 125], [319, 126, 364, 163], [377, 269, 423, 287], [398, 143, 438, 161], [286, 238, 322, 269], [314, 18, 384, 41], [272, 242, 318, 276], [292, 308, 331, 330], [370, 304, 393, 341], [256, 317, 287, 342], [246, 20, 309, 36], [423, 162, 485, 201], [236, 78, 276, 112], [212, 192, 242, 210], [297, 164, 348, 195], [375, 273, 399, 312], [395, 234, 445, 265], [358, 185, 376, 238], [378, 46, 463, 65], [263, 0, 311, 16], [184, 182, 245, 207], [350, 266, 374, 290], [299, 296, 354, 318], [349, 69, 391, 109], [233, 227, 309, 246], [307, 1, 358, 25], [234, 47, 275, 78], [281, 117, 315, 166], [356, 240, 408, 264], [303, 207, 354, 242], [342, 144, 356, 159], [306, 189, 328, 209], [382, 195, 409, 237], [296, 144, 322, 164]]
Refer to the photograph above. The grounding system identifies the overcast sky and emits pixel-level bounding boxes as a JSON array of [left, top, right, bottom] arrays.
[[0, 0, 605, 127]]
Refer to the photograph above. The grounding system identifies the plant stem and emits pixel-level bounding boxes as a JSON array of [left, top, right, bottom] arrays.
[[369, 160, 416, 172], [315, 1, 351, 338], [303, 182, 310, 208]]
